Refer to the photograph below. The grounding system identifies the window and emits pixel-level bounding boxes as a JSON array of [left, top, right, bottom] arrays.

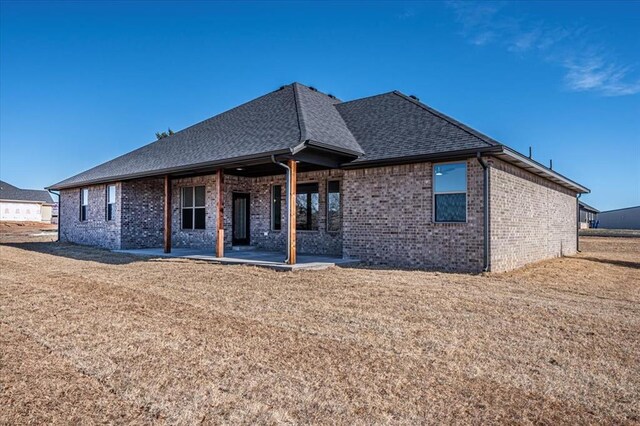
[[434, 162, 467, 222], [106, 184, 116, 221], [296, 183, 319, 230], [327, 180, 341, 232], [182, 186, 205, 230], [80, 188, 89, 221], [271, 185, 281, 231]]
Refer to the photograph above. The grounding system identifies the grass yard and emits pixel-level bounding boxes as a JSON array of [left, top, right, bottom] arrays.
[[1, 223, 638, 424]]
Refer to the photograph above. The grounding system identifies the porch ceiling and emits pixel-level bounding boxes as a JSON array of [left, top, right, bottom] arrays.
[[168, 159, 334, 180]]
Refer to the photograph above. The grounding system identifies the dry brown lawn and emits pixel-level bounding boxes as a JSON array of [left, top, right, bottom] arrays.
[[1, 224, 638, 424]]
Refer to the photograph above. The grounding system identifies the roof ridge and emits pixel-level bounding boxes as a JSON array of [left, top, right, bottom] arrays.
[[294, 82, 364, 154], [290, 81, 342, 102], [337, 91, 396, 106], [292, 83, 308, 143], [392, 91, 500, 147]]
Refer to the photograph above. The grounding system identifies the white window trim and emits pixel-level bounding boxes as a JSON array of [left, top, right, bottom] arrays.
[[106, 184, 116, 221], [80, 188, 89, 222], [181, 186, 206, 230], [432, 161, 468, 224]]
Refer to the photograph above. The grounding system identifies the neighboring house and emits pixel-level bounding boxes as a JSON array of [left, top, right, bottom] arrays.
[[598, 206, 640, 230], [0, 180, 56, 223], [48, 83, 589, 272], [579, 201, 599, 228]]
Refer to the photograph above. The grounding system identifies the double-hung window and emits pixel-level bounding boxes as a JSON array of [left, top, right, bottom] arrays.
[[106, 184, 116, 221], [434, 162, 467, 222], [296, 183, 319, 230], [182, 186, 206, 230], [327, 181, 341, 232], [271, 185, 282, 231], [80, 188, 89, 221]]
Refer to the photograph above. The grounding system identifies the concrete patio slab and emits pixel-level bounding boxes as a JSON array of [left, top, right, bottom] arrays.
[[113, 247, 360, 271]]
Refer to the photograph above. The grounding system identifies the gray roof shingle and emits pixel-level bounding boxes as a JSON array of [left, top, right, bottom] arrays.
[[51, 83, 366, 189], [335, 91, 499, 163], [49, 83, 519, 190], [293, 83, 362, 155], [51, 85, 304, 189], [0, 180, 54, 203]]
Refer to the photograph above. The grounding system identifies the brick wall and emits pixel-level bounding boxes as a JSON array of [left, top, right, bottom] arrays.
[[170, 175, 218, 249], [120, 177, 164, 249], [342, 159, 485, 272], [59, 183, 121, 249], [57, 157, 578, 272], [168, 170, 343, 256], [488, 158, 577, 272], [233, 170, 344, 256]]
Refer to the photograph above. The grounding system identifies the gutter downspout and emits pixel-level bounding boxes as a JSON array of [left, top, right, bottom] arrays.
[[47, 189, 60, 242], [476, 153, 490, 272], [272, 155, 291, 263], [576, 194, 582, 253]]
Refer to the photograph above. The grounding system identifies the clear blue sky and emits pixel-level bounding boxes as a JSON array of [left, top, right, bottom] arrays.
[[1, 1, 638, 210]]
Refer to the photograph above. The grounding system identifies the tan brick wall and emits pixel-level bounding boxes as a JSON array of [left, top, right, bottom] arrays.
[[489, 158, 577, 272], [342, 159, 485, 272]]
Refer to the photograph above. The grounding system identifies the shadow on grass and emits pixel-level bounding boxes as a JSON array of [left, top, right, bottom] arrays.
[[1, 241, 151, 265], [577, 256, 640, 270]]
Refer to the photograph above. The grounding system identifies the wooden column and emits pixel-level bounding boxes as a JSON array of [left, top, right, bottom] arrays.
[[163, 175, 171, 253], [216, 169, 225, 258], [288, 159, 297, 264]]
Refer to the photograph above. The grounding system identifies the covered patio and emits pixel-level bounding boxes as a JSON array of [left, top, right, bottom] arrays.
[[160, 142, 356, 267], [114, 247, 359, 271]]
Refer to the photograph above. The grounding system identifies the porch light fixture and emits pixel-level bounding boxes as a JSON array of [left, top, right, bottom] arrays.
[[236, 167, 244, 171]]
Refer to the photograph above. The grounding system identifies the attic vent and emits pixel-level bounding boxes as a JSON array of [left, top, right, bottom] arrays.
[[309, 86, 318, 92], [409, 95, 420, 101], [327, 94, 336, 99], [279, 85, 286, 90]]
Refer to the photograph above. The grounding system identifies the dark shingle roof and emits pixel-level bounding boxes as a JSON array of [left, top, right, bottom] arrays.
[[0, 180, 54, 203], [293, 83, 362, 155], [51, 83, 364, 189], [335, 91, 498, 163], [50, 83, 586, 193]]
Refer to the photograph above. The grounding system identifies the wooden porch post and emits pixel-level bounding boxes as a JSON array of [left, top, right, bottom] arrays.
[[163, 175, 171, 253], [288, 159, 297, 265], [216, 169, 225, 258]]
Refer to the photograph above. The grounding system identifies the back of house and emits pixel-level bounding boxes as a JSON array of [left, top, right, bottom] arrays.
[[48, 83, 589, 272]]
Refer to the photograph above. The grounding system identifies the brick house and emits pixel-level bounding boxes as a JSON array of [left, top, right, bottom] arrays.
[[48, 83, 589, 272]]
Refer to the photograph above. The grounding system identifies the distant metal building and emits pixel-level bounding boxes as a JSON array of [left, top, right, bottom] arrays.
[[598, 206, 640, 230], [579, 201, 599, 229]]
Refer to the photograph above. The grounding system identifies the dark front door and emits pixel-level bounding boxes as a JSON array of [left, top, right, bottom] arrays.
[[232, 192, 250, 245]]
